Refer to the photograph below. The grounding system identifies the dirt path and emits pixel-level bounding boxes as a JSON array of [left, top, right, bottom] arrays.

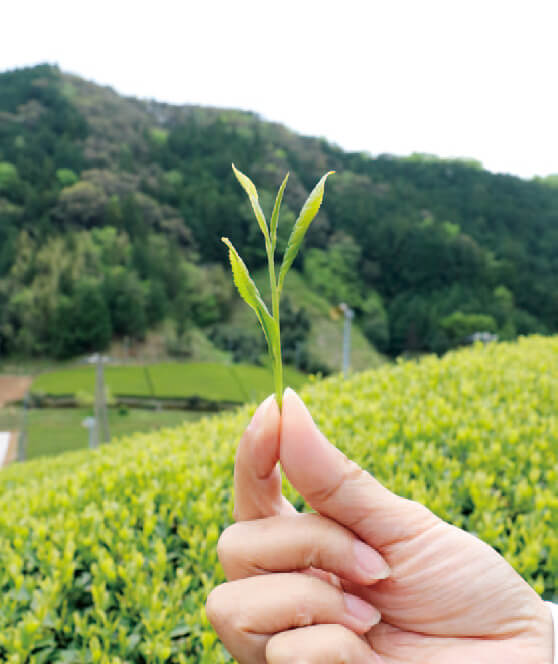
[[0, 376, 32, 407]]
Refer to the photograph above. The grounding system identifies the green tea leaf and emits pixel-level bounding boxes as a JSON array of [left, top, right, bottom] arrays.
[[278, 171, 334, 292], [270, 172, 289, 251], [221, 237, 279, 357], [221, 237, 270, 318], [232, 163, 269, 243]]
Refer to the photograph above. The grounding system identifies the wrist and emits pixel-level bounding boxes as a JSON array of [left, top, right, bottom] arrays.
[[535, 600, 555, 664], [545, 602, 557, 664]]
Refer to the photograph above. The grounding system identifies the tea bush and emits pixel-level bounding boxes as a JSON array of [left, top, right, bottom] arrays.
[[0, 336, 556, 663]]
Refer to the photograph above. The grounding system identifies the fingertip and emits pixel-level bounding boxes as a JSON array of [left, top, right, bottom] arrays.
[[247, 394, 280, 480], [280, 388, 336, 489], [281, 388, 316, 436], [283, 387, 307, 411], [234, 394, 284, 521], [281, 387, 322, 445], [247, 393, 275, 433]]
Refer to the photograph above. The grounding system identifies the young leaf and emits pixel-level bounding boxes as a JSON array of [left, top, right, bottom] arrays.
[[221, 237, 279, 356], [278, 171, 334, 293], [270, 172, 289, 252], [232, 163, 269, 243]]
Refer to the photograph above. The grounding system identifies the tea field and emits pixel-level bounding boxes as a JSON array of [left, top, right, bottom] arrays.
[[11, 362, 306, 460], [0, 336, 556, 663], [22, 409, 201, 461], [31, 362, 306, 404]]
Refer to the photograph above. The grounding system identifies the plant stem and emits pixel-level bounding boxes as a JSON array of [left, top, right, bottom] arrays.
[[266, 241, 283, 410]]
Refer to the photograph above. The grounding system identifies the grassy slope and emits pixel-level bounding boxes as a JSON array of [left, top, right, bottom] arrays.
[[24, 408, 202, 460], [14, 360, 306, 461], [31, 362, 306, 402], [107, 325, 232, 364], [146, 362, 304, 401], [231, 268, 385, 373]]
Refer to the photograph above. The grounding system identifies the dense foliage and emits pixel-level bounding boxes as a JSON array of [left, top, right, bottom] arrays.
[[0, 64, 557, 361], [0, 336, 556, 662]]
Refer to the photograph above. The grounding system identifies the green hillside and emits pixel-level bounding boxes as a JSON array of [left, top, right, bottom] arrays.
[[230, 269, 384, 373], [0, 336, 556, 662], [0, 64, 557, 365]]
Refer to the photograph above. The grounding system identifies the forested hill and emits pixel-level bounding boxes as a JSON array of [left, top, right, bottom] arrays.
[[0, 64, 557, 362]]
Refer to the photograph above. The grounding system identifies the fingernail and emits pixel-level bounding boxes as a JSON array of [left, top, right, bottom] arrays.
[[247, 394, 274, 432], [353, 540, 391, 581], [283, 386, 299, 402], [344, 593, 381, 629], [284, 388, 314, 422]]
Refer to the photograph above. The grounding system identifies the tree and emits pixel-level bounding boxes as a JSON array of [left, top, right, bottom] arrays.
[[208, 324, 264, 364], [52, 280, 112, 358], [280, 297, 311, 367], [0, 162, 18, 192], [303, 233, 363, 309], [103, 268, 147, 340], [145, 278, 168, 325], [360, 292, 390, 352], [56, 168, 78, 187], [440, 311, 497, 346], [389, 293, 437, 354], [53, 181, 107, 227]]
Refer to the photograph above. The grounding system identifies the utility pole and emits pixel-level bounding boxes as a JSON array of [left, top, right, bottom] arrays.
[[82, 416, 97, 449], [17, 392, 29, 462], [89, 353, 111, 444], [339, 303, 354, 378]]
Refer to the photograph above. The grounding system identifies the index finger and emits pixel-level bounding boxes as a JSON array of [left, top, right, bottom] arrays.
[[233, 394, 295, 521]]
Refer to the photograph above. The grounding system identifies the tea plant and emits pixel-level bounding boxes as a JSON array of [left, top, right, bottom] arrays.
[[222, 164, 334, 408], [0, 336, 556, 662]]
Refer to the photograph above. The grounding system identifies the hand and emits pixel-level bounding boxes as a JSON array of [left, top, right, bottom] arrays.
[[206, 389, 554, 663]]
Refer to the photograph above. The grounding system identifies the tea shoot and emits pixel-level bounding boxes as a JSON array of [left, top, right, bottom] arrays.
[[222, 164, 334, 409]]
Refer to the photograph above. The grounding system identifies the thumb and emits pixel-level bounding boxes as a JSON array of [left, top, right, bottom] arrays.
[[233, 394, 295, 521], [279, 388, 437, 549]]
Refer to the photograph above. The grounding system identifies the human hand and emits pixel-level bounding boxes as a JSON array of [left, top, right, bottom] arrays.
[[206, 389, 554, 663]]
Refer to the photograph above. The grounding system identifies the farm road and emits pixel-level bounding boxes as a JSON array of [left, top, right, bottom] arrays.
[[0, 376, 32, 407]]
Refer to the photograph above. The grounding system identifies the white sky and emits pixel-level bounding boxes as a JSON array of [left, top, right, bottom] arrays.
[[2, 0, 558, 179]]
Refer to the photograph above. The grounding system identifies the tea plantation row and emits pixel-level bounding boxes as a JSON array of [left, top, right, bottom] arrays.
[[0, 336, 556, 663], [31, 363, 306, 404]]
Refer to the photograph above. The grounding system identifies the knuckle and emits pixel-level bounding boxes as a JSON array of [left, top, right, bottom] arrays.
[[206, 584, 244, 634], [297, 513, 351, 576], [404, 497, 439, 528], [344, 457, 368, 483], [216, 523, 239, 566], [310, 456, 365, 505], [266, 631, 307, 664], [292, 598, 314, 628], [204, 585, 225, 627], [265, 633, 286, 663], [330, 625, 354, 663], [232, 504, 242, 522], [267, 624, 358, 664]]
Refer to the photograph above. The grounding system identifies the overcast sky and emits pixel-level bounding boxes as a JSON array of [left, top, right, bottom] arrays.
[[3, 0, 558, 179]]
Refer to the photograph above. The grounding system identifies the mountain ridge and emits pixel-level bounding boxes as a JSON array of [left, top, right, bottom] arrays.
[[0, 63, 556, 361]]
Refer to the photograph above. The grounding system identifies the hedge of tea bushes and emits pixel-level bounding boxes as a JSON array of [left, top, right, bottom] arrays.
[[0, 335, 557, 663]]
